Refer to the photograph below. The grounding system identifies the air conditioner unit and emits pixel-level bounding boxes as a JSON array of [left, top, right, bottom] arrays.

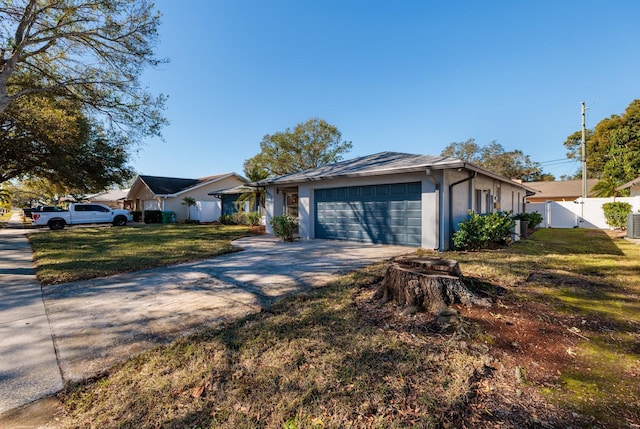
[[628, 213, 640, 239]]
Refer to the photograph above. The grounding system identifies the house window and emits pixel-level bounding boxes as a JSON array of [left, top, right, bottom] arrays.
[[475, 189, 483, 213], [485, 191, 492, 213], [285, 193, 298, 217]]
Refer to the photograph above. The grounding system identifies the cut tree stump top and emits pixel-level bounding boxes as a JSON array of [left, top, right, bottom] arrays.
[[394, 256, 462, 278]]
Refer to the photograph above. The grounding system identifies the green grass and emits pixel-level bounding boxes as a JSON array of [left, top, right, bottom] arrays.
[[445, 228, 640, 427], [48, 228, 640, 427], [28, 224, 258, 285]]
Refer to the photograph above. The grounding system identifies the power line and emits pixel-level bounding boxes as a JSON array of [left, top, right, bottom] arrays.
[[538, 159, 576, 166], [538, 157, 572, 164]]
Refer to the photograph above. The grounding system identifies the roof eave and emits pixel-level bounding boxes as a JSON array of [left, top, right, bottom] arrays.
[[256, 166, 433, 186], [616, 177, 640, 191], [258, 162, 534, 193], [171, 172, 241, 197]]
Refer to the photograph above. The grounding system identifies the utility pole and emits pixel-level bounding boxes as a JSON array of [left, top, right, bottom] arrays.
[[581, 101, 587, 198]]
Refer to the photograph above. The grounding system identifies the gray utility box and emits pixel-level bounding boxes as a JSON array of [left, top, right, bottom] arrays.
[[627, 213, 640, 238]]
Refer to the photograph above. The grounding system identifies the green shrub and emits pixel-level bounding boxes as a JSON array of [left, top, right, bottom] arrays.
[[131, 211, 142, 222], [219, 214, 236, 225], [602, 201, 633, 229], [246, 211, 261, 226], [269, 214, 298, 242], [513, 211, 543, 228], [453, 211, 515, 251], [143, 210, 163, 224]]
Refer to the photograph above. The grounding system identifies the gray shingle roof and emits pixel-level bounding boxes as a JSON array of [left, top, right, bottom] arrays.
[[256, 152, 466, 185], [86, 189, 130, 201]]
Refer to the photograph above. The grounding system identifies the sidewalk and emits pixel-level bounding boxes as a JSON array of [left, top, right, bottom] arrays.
[[0, 211, 411, 426], [0, 211, 63, 414]]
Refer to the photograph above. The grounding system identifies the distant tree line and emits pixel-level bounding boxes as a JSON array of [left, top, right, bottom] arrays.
[[564, 99, 640, 196], [439, 139, 555, 182]]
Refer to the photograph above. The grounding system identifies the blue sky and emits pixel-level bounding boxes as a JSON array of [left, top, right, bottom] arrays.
[[134, 0, 640, 181]]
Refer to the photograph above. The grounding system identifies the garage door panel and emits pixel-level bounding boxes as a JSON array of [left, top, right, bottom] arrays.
[[390, 184, 409, 195], [407, 218, 422, 227], [388, 217, 407, 226], [406, 201, 421, 210], [315, 182, 422, 246], [407, 234, 422, 244], [389, 201, 406, 210]]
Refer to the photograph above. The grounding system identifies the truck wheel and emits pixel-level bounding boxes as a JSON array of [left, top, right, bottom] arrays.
[[49, 220, 65, 230], [113, 215, 127, 226]]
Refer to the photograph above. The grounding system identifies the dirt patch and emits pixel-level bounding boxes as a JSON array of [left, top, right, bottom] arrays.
[[353, 285, 598, 428]]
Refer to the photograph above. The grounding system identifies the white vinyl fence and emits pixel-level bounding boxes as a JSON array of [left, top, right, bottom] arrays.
[[526, 197, 640, 229], [190, 200, 221, 222]]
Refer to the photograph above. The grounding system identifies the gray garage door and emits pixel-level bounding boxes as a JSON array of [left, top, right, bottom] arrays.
[[315, 182, 422, 246]]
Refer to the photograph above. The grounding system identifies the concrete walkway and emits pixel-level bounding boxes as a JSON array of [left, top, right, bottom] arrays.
[[0, 212, 63, 414], [0, 212, 412, 420]]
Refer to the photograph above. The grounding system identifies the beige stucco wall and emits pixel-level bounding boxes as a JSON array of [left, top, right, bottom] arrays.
[[127, 175, 245, 221], [128, 183, 156, 211], [162, 175, 245, 221]]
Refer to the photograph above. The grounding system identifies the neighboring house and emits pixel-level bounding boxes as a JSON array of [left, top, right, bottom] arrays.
[[126, 173, 246, 222], [257, 151, 535, 251], [209, 185, 260, 216], [85, 189, 131, 209], [524, 179, 599, 203], [616, 176, 640, 197]]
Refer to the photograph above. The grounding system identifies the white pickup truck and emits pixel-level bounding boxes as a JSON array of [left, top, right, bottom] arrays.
[[31, 203, 133, 230]]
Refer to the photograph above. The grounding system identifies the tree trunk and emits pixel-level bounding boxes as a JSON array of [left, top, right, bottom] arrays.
[[374, 256, 491, 314]]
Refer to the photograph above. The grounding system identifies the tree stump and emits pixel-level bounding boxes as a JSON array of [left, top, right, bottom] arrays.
[[374, 256, 491, 315]]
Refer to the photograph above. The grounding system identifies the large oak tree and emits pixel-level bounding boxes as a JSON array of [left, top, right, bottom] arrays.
[[0, 94, 132, 189], [246, 118, 353, 176], [0, 0, 166, 189]]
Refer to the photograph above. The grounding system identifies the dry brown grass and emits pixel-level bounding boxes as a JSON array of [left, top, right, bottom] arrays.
[[56, 228, 640, 428], [61, 266, 494, 429]]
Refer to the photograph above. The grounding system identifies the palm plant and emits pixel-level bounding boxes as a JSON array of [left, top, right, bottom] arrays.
[[591, 176, 628, 197], [234, 164, 269, 214], [181, 196, 197, 221]]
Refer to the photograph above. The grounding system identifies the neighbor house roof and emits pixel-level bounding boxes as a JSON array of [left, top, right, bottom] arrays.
[[525, 179, 599, 200], [86, 189, 130, 202], [208, 185, 255, 198], [256, 151, 535, 192], [134, 173, 244, 197], [616, 176, 640, 191]]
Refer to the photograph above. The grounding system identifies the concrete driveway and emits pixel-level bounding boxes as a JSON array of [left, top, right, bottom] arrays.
[[41, 235, 412, 384]]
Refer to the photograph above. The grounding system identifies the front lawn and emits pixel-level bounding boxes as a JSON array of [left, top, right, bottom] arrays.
[[57, 228, 640, 428], [29, 224, 259, 285]]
